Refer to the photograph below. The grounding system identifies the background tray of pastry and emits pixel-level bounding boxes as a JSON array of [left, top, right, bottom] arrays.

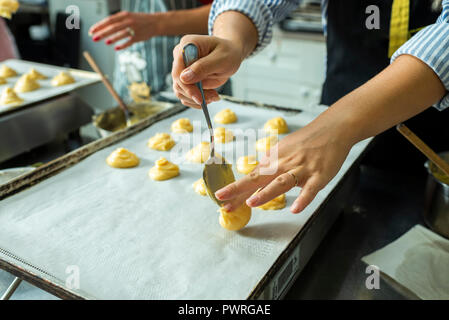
[[0, 97, 373, 299], [0, 59, 101, 115]]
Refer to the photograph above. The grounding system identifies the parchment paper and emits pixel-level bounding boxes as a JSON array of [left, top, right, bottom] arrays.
[[0, 59, 100, 115], [362, 225, 449, 300], [0, 100, 371, 299]]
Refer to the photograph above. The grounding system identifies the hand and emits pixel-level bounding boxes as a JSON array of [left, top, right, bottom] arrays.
[[171, 34, 246, 108], [215, 115, 355, 214], [89, 11, 162, 51]]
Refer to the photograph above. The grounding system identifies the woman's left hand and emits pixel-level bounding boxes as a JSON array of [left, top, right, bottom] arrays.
[[215, 113, 356, 214], [89, 11, 162, 51]]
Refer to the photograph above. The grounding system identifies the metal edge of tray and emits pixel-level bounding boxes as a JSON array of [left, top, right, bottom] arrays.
[[0, 96, 319, 300], [0, 59, 102, 117]]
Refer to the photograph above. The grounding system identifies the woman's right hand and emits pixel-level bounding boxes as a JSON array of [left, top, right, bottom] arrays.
[[171, 35, 246, 108]]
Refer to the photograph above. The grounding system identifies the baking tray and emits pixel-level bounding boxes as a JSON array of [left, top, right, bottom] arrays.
[[0, 97, 372, 299], [0, 59, 101, 115]]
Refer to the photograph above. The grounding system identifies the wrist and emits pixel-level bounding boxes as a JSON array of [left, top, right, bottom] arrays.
[[213, 11, 258, 60], [150, 12, 166, 36]]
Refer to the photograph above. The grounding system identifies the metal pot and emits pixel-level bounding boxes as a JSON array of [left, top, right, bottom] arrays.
[[424, 152, 449, 239]]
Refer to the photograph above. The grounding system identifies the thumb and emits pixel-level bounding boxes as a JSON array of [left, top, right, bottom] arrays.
[[180, 54, 216, 84]]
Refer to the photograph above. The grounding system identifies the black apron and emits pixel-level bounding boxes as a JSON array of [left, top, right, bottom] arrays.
[[321, 0, 449, 171]]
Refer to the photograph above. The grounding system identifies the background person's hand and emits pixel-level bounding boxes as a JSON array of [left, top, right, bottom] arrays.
[[89, 11, 161, 51], [215, 114, 355, 214], [171, 35, 246, 108]]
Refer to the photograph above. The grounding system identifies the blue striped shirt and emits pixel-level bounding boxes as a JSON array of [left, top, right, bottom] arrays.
[[209, 0, 449, 110]]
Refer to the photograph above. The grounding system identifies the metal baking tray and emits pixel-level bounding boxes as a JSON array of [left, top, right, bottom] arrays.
[[0, 97, 372, 300], [0, 59, 101, 115]]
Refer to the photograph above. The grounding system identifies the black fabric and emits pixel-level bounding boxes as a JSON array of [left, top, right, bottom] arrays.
[[321, 0, 448, 172]]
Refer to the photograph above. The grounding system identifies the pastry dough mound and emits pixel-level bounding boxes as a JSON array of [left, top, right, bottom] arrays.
[[147, 133, 175, 151], [0, 65, 17, 78], [219, 204, 252, 231], [264, 117, 289, 134], [236, 156, 259, 175], [149, 157, 179, 181], [214, 127, 234, 143], [186, 142, 210, 163], [26, 68, 47, 80], [258, 194, 286, 210], [214, 108, 237, 124], [106, 148, 140, 168], [51, 71, 75, 87], [0, 87, 23, 105], [14, 74, 40, 93], [193, 178, 207, 196], [0, 0, 19, 19], [171, 118, 193, 133], [0, 76, 6, 85], [256, 136, 278, 152]]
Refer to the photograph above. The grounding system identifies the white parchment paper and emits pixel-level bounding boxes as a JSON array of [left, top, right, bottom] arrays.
[[0, 100, 371, 299], [362, 225, 449, 300]]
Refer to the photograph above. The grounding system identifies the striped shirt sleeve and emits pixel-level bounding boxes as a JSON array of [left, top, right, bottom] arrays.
[[208, 0, 301, 56], [392, 0, 449, 111]]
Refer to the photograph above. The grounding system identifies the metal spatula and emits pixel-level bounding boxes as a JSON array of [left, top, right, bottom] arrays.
[[182, 43, 235, 206]]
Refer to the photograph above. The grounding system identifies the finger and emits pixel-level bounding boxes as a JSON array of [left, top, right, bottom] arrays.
[[89, 11, 130, 35], [106, 30, 131, 45], [173, 87, 201, 109], [171, 44, 203, 104], [180, 50, 222, 85], [290, 177, 323, 214], [114, 39, 134, 51], [215, 168, 276, 202], [246, 171, 298, 208], [93, 22, 131, 42], [222, 191, 255, 212]]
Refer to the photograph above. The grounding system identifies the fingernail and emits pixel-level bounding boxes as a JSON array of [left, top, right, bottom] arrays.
[[106, 39, 111, 45], [193, 96, 202, 105], [215, 189, 228, 200], [290, 202, 301, 214], [181, 68, 195, 82], [114, 46, 120, 51], [246, 195, 259, 207], [223, 203, 233, 212], [93, 36, 100, 42]]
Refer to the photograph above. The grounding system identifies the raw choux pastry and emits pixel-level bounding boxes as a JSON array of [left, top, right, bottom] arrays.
[[0, 0, 19, 19], [149, 157, 179, 181], [0, 87, 23, 105], [14, 74, 40, 93], [214, 108, 237, 124], [147, 133, 175, 151], [186, 142, 210, 163], [219, 204, 252, 231], [0, 65, 17, 78], [193, 178, 207, 196], [106, 148, 140, 168], [264, 117, 289, 134], [171, 118, 193, 133], [51, 71, 75, 87], [214, 127, 234, 143], [258, 194, 286, 211], [236, 156, 259, 175], [26, 68, 47, 80], [256, 135, 278, 152]]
